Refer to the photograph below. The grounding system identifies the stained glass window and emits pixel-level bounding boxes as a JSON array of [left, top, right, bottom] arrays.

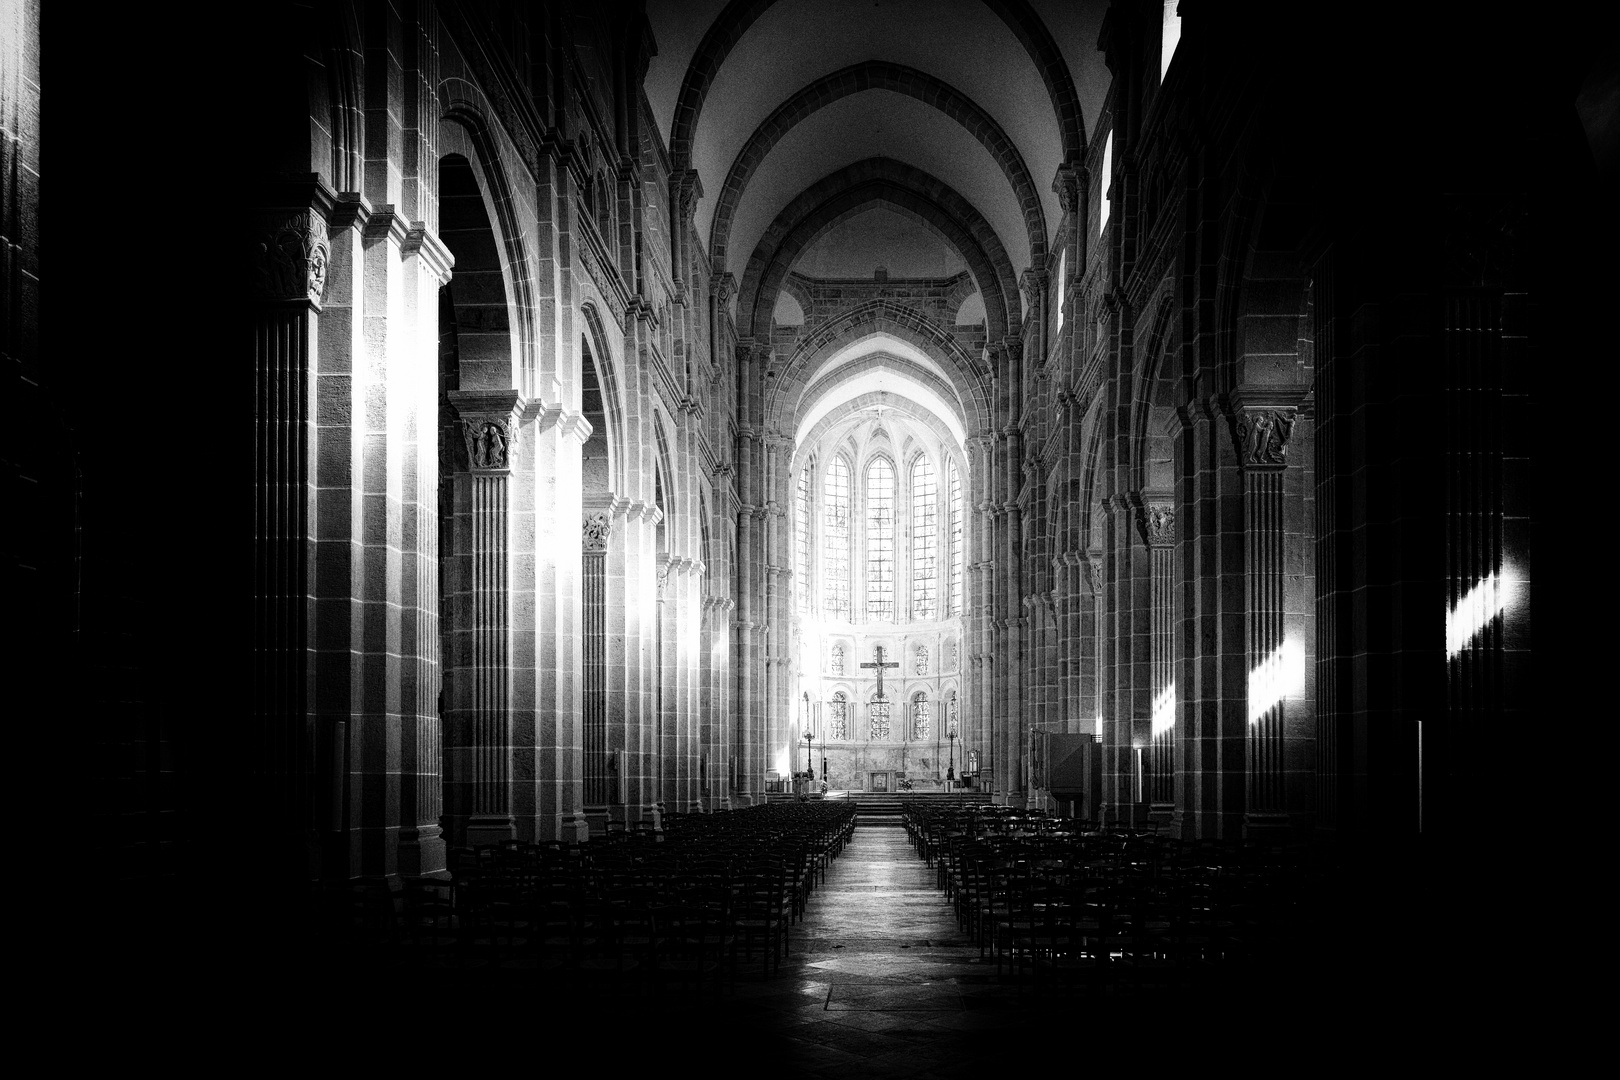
[[869, 699, 891, 740], [911, 455, 937, 619], [829, 693, 848, 741], [824, 456, 851, 618], [830, 644, 845, 676], [946, 693, 958, 738], [795, 461, 813, 613], [912, 694, 930, 740], [866, 457, 895, 620], [948, 457, 963, 615]]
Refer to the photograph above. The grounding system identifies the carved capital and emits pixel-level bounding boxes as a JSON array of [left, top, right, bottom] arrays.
[[253, 209, 329, 305], [671, 169, 704, 222], [1085, 551, 1105, 595], [583, 512, 613, 552], [460, 415, 517, 470], [448, 390, 524, 472], [715, 272, 737, 309], [1232, 408, 1298, 468], [1052, 162, 1081, 215], [1138, 503, 1176, 547]]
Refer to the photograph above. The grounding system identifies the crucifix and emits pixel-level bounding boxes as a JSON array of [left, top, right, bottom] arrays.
[[860, 644, 900, 700]]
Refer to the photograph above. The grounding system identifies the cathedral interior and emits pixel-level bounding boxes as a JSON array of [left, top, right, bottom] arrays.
[[6, 0, 1599, 1051]]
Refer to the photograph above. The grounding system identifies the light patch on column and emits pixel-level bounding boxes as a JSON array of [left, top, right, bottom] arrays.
[[1099, 131, 1114, 233], [774, 746, 793, 778], [1161, 0, 1183, 79], [1446, 570, 1516, 658], [1151, 682, 1176, 737], [1248, 639, 1305, 724]]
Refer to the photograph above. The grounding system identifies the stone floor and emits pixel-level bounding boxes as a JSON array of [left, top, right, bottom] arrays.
[[713, 824, 1061, 1076], [652, 822, 1234, 1075]]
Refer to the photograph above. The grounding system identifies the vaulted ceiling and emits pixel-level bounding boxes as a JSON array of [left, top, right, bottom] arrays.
[[643, 0, 1111, 453], [645, 0, 1109, 282]]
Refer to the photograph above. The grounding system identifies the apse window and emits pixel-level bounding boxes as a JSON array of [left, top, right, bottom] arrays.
[[866, 457, 896, 621], [824, 456, 852, 619], [1161, 0, 1182, 80]]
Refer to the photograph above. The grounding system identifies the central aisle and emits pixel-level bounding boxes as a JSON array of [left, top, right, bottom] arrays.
[[724, 824, 1046, 1078]]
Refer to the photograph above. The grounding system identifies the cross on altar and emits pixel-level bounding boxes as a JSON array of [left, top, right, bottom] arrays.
[[860, 645, 900, 700]]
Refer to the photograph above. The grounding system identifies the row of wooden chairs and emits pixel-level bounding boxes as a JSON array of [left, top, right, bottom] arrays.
[[904, 802, 1336, 995], [305, 802, 858, 991]]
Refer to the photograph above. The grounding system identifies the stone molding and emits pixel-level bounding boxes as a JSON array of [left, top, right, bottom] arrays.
[[402, 222, 456, 285]]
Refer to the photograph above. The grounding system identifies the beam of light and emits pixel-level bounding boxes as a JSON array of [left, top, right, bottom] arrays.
[[774, 747, 793, 778], [1446, 571, 1513, 658], [1151, 682, 1176, 737], [1248, 639, 1305, 724]]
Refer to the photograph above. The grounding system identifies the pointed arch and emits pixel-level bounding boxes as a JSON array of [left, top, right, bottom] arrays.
[[738, 159, 1019, 344], [438, 91, 539, 394], [769, 298, 993, 438], [579, 301, 626, 497]]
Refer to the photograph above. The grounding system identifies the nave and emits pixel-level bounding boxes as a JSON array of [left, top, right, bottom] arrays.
[[228, 800, 1492, 1069]]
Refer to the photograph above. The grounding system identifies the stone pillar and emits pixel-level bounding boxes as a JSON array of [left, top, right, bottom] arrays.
[[657, 557, 678, 811], [1102, 494, 1152, 827], [537, 409, 591, 844], [252, 179, 335, 878], [582, 505, 612, 831], [1232, 398, 1306, 839], [446, 390, 524, 846], [966, 434, 996, 793], [349, 203, 411, 876], [397, 223, 454, 875], [1140, 498, 1177, 829]]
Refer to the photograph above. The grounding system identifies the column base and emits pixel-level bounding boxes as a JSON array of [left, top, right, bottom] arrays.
[[1244, 810, 1292, 841], [1171, 808, 1196, 840], [1149, 802, 1175, 829], [464, 815, 515, 848], [640, 804, 663, 831], [397, 824, 447, 877], [584, 806, 613, 837], [558, 813, 590, 845]]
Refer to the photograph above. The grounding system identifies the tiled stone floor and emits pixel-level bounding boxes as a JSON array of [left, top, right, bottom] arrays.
[[675, 824, 1122, 1077]]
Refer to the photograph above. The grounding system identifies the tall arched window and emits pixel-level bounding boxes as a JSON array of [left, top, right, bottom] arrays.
[[829, 692, 848, 740], [946, 691, 958, 738], [866, 457, 895, 620], [795, 461, 813, 613], [911, 455, 937, 619], [948, 458, 963, 615], [869, 698, 891, 740], [824, 456, 851, 618], [912, 692, 930, 741]]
